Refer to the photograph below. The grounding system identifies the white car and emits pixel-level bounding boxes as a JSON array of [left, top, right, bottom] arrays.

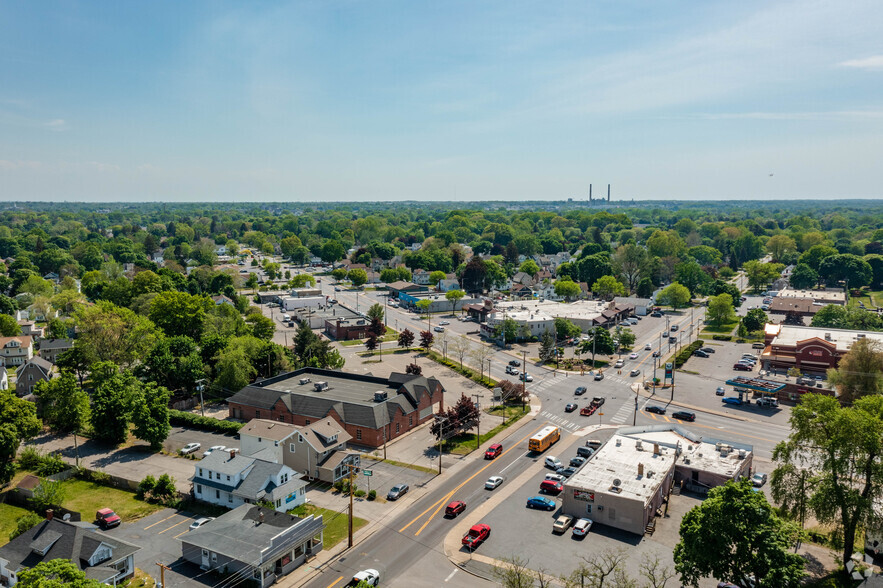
[[189, 517, 215, 531], [485, 476, 504, 490], [544, 473, 565, 483], [644, 343, 652, 350], [439, 320, 450, 325], [572, 518, 593, 536], [349, 569, 380, 587], [202, 445, 226, 458], [180, 442, 201, 455], [629, 352, 639, 360]]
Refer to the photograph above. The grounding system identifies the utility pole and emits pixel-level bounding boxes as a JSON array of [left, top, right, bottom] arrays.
[[196, 379, 207, 418], [156, 562, 171, 588], [472, 394, 481, 450], [633, 391, 638, 426], [345, 462, 358, 548], [521, 349, 528, 412], [436, 416, 447, 474]]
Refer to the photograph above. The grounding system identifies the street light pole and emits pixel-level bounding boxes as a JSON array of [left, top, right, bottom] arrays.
[[472, 394, 481, 450]]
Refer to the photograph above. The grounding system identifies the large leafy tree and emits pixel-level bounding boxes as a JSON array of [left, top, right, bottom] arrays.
[[818, 253, 872, 289], [89, 362, 139, 446], [611, 243, 648, 292], [72, 300, 159, 368], [397, 328, 415, 349], [578, 327, 616, 361], [798, 244, 838, 270], [592, 275, 626, 301], [743, 260, 783, 293], [741, 308, 769, 333], [772, 394, 883, 566], [16, 559, 104, 588], [674, 479, 804, 588], [132, 382, 171, 450], [148, 291, 211, 340], [0, 390, 41, 484], [554, 277, 581, 300], [0, 313, 20, 336], [140, 336, 206, 394], [34, 371, 90, 435], [825, 337, 883, 403], [656, 282, 691, 309], [788, 263, 818, 289], [461, 256, 488, 293]]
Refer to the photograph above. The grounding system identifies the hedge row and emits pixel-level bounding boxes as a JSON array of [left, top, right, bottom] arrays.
[[169, 410, 243, 434], [712, 335, 732, 341], [673, 340, 705, 368]]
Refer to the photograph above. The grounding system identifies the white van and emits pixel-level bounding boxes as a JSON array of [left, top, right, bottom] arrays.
[[282, 313, 291, 322], [544, 456, 562, 470]]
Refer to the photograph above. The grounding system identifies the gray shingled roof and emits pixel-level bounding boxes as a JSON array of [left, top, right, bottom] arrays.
[[232, 460, 285, 499], [39, 338, 73, 350], [198, 451, 255, 476]]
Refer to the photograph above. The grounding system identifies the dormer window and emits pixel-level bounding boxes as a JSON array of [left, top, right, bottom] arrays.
[[89, 544, 113, 566]]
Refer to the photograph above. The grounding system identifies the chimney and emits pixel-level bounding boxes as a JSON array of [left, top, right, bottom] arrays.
[[46, 509, 54, 521], [637, 463, 644, 477], [229, 449, 236, 459], [607, 184, 611, 202], [653, 443, 660, 455]]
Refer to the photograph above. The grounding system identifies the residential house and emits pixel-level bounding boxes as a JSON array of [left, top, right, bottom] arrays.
[[386, 281, 428, 299], [17, 321, 43, 338], [437, 278, 461, 292], [509, 284, 533, 300], [412, 269, 431, 285], [0, 515, 140, 587], [510, 271, 536, 288], [180, 505, 323, 588], [239, 418, 359, 483], [192, 450, 307, 512], [37, 338, 73, 364], [15, 357, 58, 397], [210, 295, 235, 306], [42, 272, 60, 283], [228, 369, 445, 449], [0, 336, 32, 367]]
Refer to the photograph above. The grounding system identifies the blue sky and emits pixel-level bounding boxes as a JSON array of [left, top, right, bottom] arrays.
[[1, 1, 882, 202]]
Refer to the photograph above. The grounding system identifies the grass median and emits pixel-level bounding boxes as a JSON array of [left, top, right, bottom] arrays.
[[439, 404, 529, 456], [288, 504, 367, 548]]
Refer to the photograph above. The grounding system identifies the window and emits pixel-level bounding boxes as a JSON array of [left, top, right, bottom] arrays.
[[255, 411, 261, 419], [294, 544, 305, 558], [408, 415, 413, 427], [196, 484, 202, 494], [290, 443, 296, 453], [276, 499, 281, 507], [216, 490, 220, 499], [396, 423, 400, 434], [198, 468, 203, 477], [226, 475, 230, 481], [586, 505, 592, 514], [278, 416, 285, 422], [356, 429, 361, 440], [305, 419, 311, 425]]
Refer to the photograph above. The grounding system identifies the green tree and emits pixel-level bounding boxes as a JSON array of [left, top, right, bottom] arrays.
[[539, 330, 555, 362], [366, 303, 384, 323], [32, 479, 67, 513], [428, 270, 447, 285], [73, 301, 159, 368], [246, 313, 276, 340], [656, 283, 691, 309], [705, 293, 736, 326], [818, 253, 872, 289], [445, 289, 465, 310], [554, 317, 581, 341], [132, 382, 171, 450], [280, 236, 303, 260], [743, 260, 783, 293], [0, 390, 41, 484], [494, 317, 519, 344], [675, 260, 712, 296], [826, 337, 883, 403], [347, 268, 368, 288], [9, 512, 42, 541], [213, 345, 257, 392], [766, 234, 797, 263], [415, 298, 432, 316], [674, 479, 804, 588], [636, 276, 654, 298], [554, 278, 581, 301], [331, 268, 348, 281], [788, 263, 818, 289], [89, 363, 138, 446], [611, 243, 649, 292], [16, 558, 104, 588], [772, 394, 883, 566], [35, 371, 90, 435], [578, 327, 616, 362], [0, 313, 20, 336], [592, 275, 626, 301], [149, 291, 211, 340], [798, 244, 838, 270], [810, 304, 849, 329], [288, 273, 316, 288], [741, 308, 769, 333], [617, 327, 636, 349], [518, 259, 540, 277], [320, 240, 346, 263]]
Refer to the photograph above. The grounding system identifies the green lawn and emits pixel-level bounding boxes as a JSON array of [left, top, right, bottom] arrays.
[[442, 405, 530, 456], [848, 290, 883, 308], [0, 502, 32, 545], [701, 319, 739, 334], [287, 504, 367, 548], [59, 479, 165, 522]]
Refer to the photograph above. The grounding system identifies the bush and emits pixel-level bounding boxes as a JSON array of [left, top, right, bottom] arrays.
[[154, 474, 177, 500], [673, 340, 705, 368], [34, 453, 67, 477], [168, 410, 243, 434], [354, 489, 366, 498], [76, 468, 111, 485], [17, 447, 42, 471], [9, 512, 43, 541], [367, 489, 377, 501], [137, 475, 157, 500], [712, 335, 732, 341]]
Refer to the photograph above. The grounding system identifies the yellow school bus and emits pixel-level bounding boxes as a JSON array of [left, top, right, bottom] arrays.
[[528, 425, 560, 452]]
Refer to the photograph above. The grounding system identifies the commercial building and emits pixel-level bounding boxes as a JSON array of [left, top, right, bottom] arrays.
[[180, 505, 323, 588], [324, 318, 371, 341], [292, 304, 359, 330], [767, 297, 825, 320], [396, 291, 478, 313], [281, 296, 326, 312], [562, 425, 752, 536], [482, 299, 616, 339], [228, 369, 445, 449], [776, 288, 846, 306], [762, 323, 883, 374], [386, 281, 429, 299]]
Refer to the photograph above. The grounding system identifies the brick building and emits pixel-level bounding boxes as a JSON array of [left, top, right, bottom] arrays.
[[227, 369, 445, 448], [762, 323, 883, 375], [324, 318, 370, 341]]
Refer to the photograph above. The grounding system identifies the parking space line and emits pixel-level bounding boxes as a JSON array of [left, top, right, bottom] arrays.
[[143, 513, 181, 530], [158, 518, 192, 535]]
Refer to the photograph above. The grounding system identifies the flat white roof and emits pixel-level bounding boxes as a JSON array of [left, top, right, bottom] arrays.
[[768, 323, 883, 352], [495, 299, 608, 322], [631, 429, 752, 478], [778, 288, 846, 303]]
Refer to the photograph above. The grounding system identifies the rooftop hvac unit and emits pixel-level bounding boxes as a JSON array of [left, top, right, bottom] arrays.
[[635, 440, 643, 451], [299, 378, 311, 385], [612, 478, 621, 487], [314, 381, 328, 392], [373, 391, 388, 402], [738, 449, 747, 459]]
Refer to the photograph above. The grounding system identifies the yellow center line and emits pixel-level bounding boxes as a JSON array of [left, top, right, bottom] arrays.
[[157, 518, 192, 535], [325, 576, 343, 588], [399, 423, 547, 535], [143, 513, 181, 530]]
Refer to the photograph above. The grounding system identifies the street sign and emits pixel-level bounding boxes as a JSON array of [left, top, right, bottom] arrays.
[[363, 470, 373, 477]]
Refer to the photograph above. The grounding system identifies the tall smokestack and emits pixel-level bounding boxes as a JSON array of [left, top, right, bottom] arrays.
[[589, 184, 592, 202], [607, 184, 611, 202]]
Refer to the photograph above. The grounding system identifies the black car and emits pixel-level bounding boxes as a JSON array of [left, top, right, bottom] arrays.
[[574, 386, 587, 396], [652, 351, 661, 358], [693, 350, 709, 358], [645, 405, 666, 415], [508, 360, 521, 367], [672, 411, 696, 422], [565, 403, 578, 412], [700, 347, 715, 353], [650, 311, 663, 317], [559, 467, 578, 478], [570, 456, 586, 467]]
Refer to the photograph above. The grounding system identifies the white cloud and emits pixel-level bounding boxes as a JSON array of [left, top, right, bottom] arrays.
[[0, 160, 41, 171], [43, 119, 68, 131], [839, 55, 883, 70], [681, 111, 883, 121]]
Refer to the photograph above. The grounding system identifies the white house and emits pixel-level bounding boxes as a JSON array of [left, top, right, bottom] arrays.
[[192, 450, 307, 512], [0, 367, 7, 390], [0, 336, 33, 367]]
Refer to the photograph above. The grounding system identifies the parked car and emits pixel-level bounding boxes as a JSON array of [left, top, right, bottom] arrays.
[[526, 496, 556, 511], [693, 350, 709, 358], [544, 456, 562, 470], [485, 443, 503, 459], [462, 523, 491, 548], [203, 445, 226, 458], [672, 410, 696, 422], [629, 352, 639, 360], [570, 456, 586, 467], [733, 363, 753, 371], [572, 518, 593, 536], [722, 397, 743, 406], [645, 405, 666, 415], [387, 483, 409, 500], [433, 326, 445, 332], [485, 476, 504, 490], [540, 480, 564, 494], [348, 569, 380, 587], [180, 442, 201, 455], [700, 347, 716, 353], [629, 368, 641, 377], [95, 508, 121, 529], [576, 446, 595, 458], [574, 386, 587, 396], [189, 517, 215, 531], [752, 473, 768, 487], [756, 397, 779, 408], [552, 514, 574, 534], [565, 403, 578, 412], [544, 473, 565, 483], [509, 360, 521, 366], [650, 311, 663, 317], [445, 501, 466, 517], [715, 387, 726, 396], [559, 467, 578, 478]]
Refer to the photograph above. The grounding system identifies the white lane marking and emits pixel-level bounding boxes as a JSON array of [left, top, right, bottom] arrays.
[[445, 569, 458, 582]]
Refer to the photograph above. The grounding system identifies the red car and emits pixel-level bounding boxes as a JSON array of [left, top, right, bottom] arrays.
[[484, 443, 503, 460], [95, 508, 121, 529], [733, 363, 753, 371], [462, 523, 491, 548], [445, 500, 466, 517], [540, 479, 563, 494]]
